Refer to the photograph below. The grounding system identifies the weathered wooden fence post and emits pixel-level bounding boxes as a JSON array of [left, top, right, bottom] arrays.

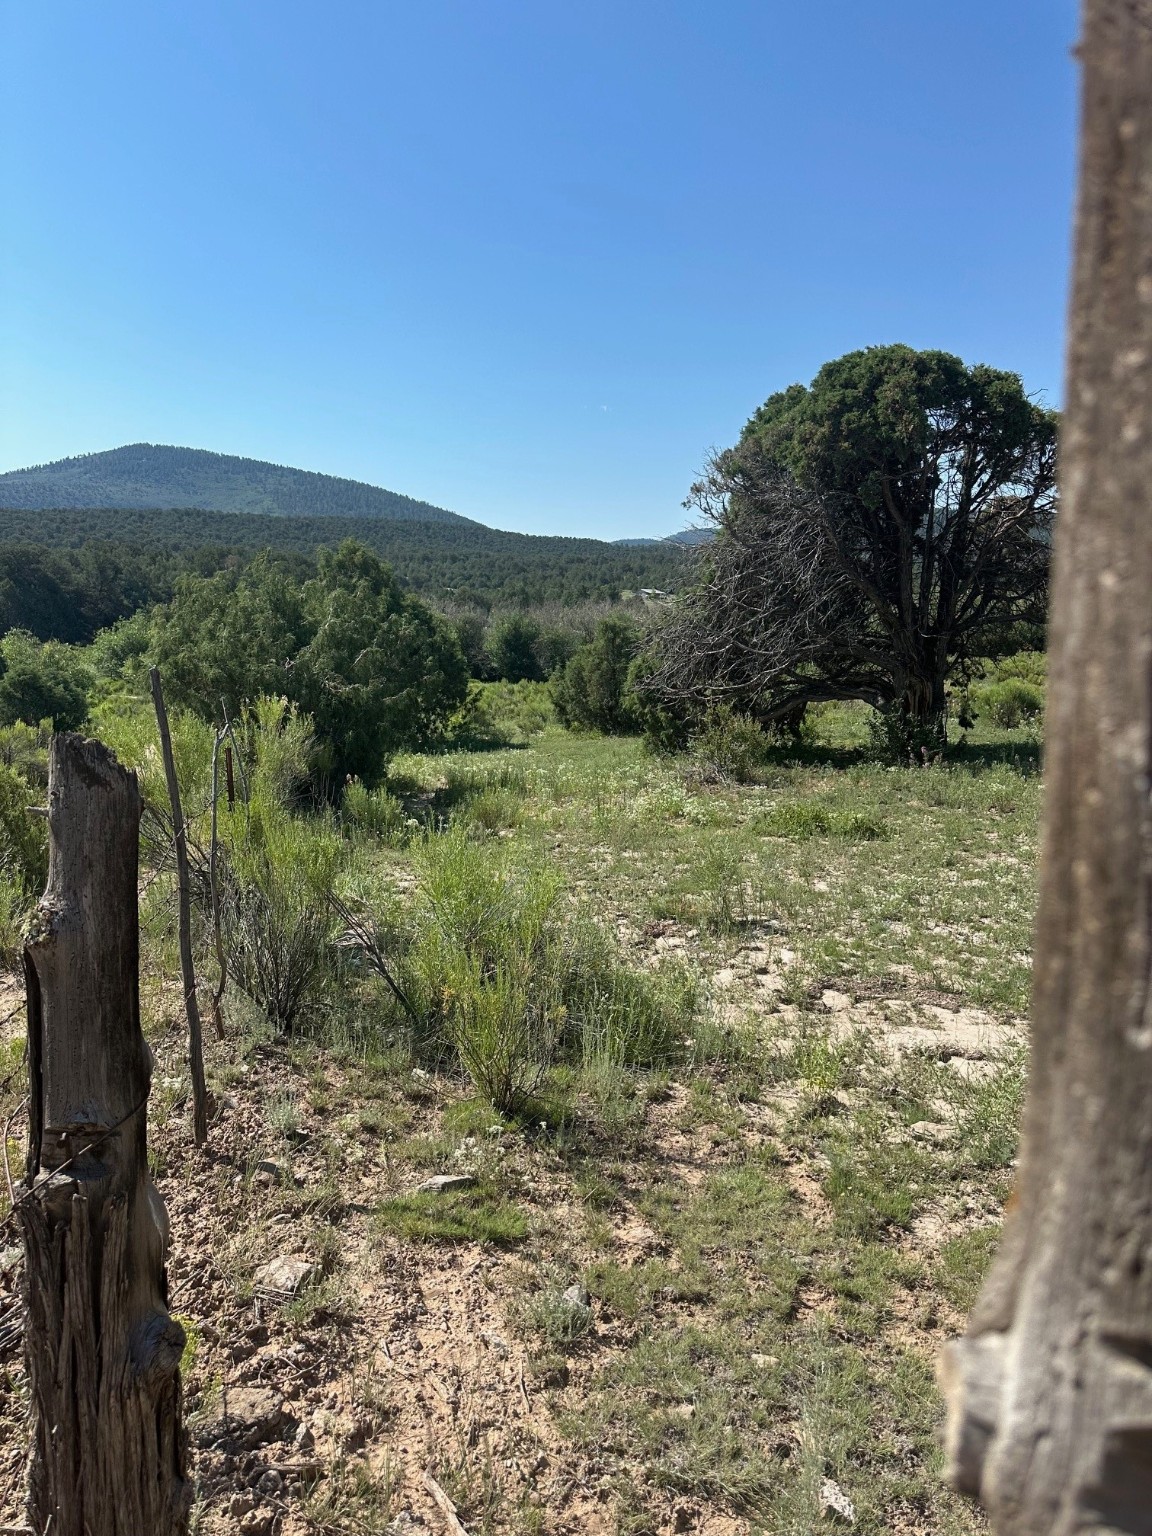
[[940, 2, 1152, 1530], [18, 733, 188, 1536]]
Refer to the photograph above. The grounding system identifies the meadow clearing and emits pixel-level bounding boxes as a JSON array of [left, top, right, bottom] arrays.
[[0, 691, 1040, 1536]]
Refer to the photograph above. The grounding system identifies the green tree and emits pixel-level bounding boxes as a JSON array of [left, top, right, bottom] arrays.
[[149, 553, 308, 714], [647, 345, 1058, 746], [148, 542, 468, 786], [0, 630, 92, 730], [487, 614, 544, 682], [552, 617, 641, 733], [294, 542, 469, 783]]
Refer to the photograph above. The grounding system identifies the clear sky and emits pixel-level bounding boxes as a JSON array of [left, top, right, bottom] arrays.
[[0, 1, 1079, 539]]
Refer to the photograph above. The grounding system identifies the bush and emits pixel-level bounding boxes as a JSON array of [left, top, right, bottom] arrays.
[[0, 761, 48, 894], [402, 829, 564, 1109], [448, 681, 554, 747], [0, 759, 48, 964], [552, 618, 641, 734], [343, 780, 408, 842], [487, 614, 544, 683], [686, 704, 767, 783], [223, 804, 345, 1035], [865, 703, 946, 763], [0, 630, 92, 730], [974, 678, 1045, 730], [373, 828, 694, 1111], [150, 542, 469, 787]]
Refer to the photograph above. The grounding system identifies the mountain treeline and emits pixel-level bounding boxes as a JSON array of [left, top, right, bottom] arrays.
[[0, 444, 466, 523], [0, 511, 686, 644]]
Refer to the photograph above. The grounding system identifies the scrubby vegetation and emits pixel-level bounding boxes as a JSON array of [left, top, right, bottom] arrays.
[[0, 360, 1052, 1533], [0, 669, 1039, 1533]]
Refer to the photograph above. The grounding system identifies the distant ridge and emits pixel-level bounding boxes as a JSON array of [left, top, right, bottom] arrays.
[[0, 444, 473, 525], [614, 527, 714, 547]]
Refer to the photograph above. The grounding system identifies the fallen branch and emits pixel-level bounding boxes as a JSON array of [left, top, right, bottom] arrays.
[[423, 1472, 472, 1536]]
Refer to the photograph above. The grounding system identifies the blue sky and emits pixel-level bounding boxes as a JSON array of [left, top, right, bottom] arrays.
[[0, 1, 1079, 538]]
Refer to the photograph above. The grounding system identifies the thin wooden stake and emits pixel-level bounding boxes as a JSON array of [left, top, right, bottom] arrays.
[[150, 667, 208, 1145], [208, 728, 227, 1041]]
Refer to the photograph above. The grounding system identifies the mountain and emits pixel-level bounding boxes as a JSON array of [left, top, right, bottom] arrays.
[[0, 444, 471, 524], [614, 528, 714, 547]]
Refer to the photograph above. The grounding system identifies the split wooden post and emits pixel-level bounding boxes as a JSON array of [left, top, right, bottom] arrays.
[[19, 732, 188, 1536], [149, 666, 209, 1143], [940, 3, 1152, 1529]]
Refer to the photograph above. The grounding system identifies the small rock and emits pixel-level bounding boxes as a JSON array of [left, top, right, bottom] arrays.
[[821, 989, 853, 1013], [750, 1352, 779, 1368], [229, 1493, 254, 1518], [562, 1282, 590, 1308], [711, 968, 735, 989], [909, 1121, 953, 1144], [293, 1421, 316, 1452], [218, 1386, 285, 1450], [820, 1477, 856, 1524], [257, 1470, 283, 1496], [253, 1257, 317, 1296], [415, 1174, 476, 1195], [239, 1512, 272, 1536]]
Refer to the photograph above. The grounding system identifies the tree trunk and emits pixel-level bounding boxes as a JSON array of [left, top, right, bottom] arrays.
[[18, 733, 189, 1536], [940, 4, 1152, 1531]]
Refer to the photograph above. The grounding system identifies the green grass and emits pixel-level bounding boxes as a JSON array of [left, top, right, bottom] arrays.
[[119, 689, 1040, 1535], [374, 1184, 528, 1245]]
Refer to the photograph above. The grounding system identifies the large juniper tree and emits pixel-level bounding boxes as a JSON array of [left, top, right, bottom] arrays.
[[648, 345, 1058, 742]]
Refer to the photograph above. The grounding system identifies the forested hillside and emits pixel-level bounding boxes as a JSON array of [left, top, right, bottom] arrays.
[[0, 444, 469, 523], [0, 509, 687, 644]]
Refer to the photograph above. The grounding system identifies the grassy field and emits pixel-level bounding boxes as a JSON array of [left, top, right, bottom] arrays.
[[0, 697, 1041, 1536]]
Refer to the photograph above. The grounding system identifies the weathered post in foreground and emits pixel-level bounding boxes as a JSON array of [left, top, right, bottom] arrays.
[[941, 3, 1152, 1531], [18, 734, 188, 1536]]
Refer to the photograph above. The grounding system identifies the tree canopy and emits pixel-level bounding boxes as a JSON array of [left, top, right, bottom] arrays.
[[150, 542, 469, 784], [646, 345, 1058, 743]]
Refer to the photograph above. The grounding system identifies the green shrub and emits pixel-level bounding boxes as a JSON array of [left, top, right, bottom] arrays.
[[687, 704, 767, 783], [150, 542, 468, 787], [487, 614, 544, 683], [865, 703, 945, 763], [343, 780, 407, 842], [223, 805, 345, 1035], [973, 678, 1044, 730], [552, 618, 641, 735], [992, 651, 1046, 687], [755, 800, 887, 841], [459, 785, 523, 833], [0, 761, 47, 894], [0, 630, 92, 731], [449, 681, 555, 747], [373, 828, 693, 1111]]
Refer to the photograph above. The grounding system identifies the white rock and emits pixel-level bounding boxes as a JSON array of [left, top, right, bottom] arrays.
[[820, 1477, 856, 1524], [821, 989, 853, 1013], [415, 1174, 476, 1195], [253, 1257, 317, 1297]]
